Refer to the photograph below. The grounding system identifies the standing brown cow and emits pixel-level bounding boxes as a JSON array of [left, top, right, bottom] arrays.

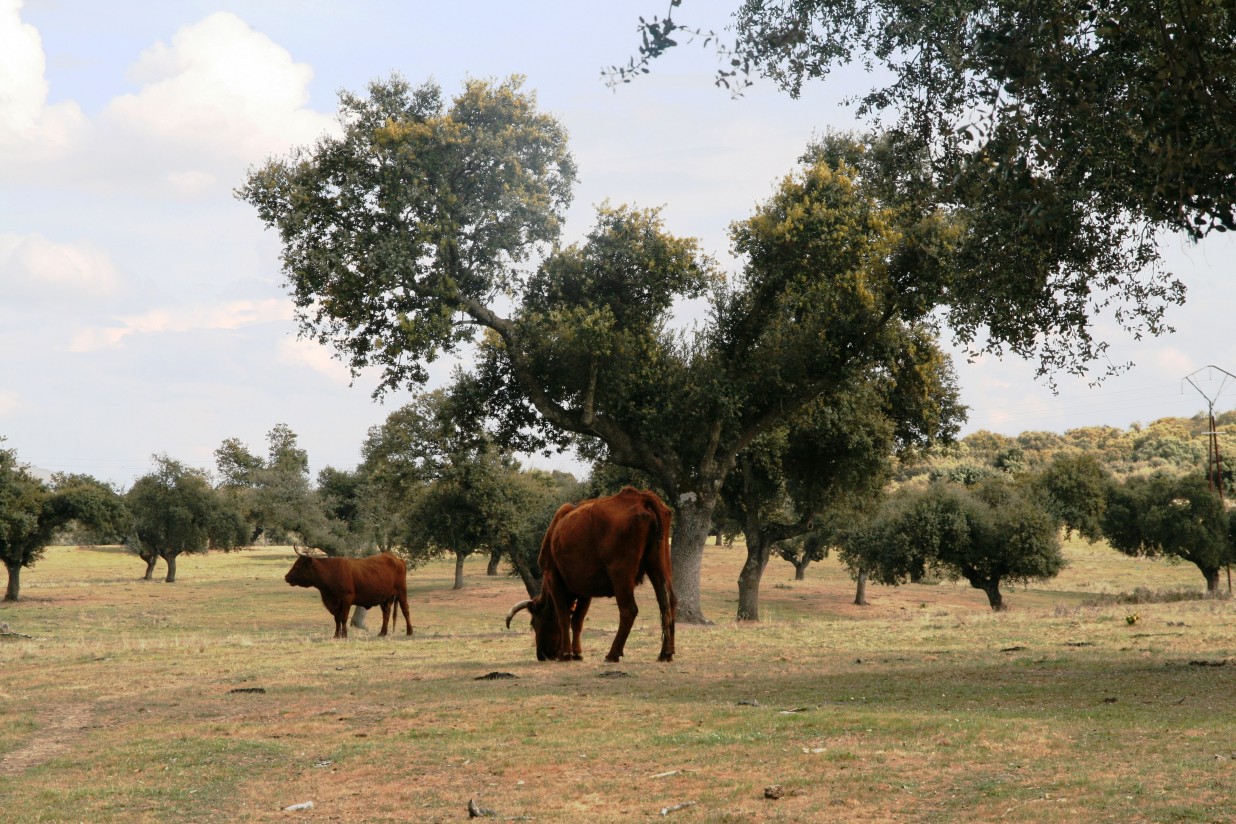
[[284, 548, 412, 638], [506, 487, 675, 662]]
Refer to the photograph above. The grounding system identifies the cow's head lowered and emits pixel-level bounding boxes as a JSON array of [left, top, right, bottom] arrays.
[[505, 597, 561, 661], [284, 546, 323, 588]]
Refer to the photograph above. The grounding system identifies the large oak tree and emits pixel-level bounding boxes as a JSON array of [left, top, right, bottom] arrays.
[[240, 77, 973, 623]]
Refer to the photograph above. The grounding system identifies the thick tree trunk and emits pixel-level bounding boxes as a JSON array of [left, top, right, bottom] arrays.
[[164, 553, 178, 583], [487, 549, 501, 576], [1202, 566, 1221, 594], [981, 580, 1005, 610], [507, 548, 541, 598], [142, 555, 158, 581], [670, 494, 718, 625], [794, 559, 809, 581], [736, 536, 771, 621], [453, 551, 466, 590], [853, 570, 868, 606], [351, 607, 368, 630], [4, 562, 20, 602]]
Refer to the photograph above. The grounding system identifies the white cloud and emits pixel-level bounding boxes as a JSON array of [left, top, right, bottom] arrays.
[[68, 298, 292, 352], [0, 7, 336, 195], [277, 336, 355, 385], [0, 232, 120, 302], [99, 12, 338, 186], [0, 0, 86, 159], [1150, 348, 1198, 379]]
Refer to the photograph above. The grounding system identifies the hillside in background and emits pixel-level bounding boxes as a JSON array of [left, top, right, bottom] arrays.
[[907, 409, 1236, 486]]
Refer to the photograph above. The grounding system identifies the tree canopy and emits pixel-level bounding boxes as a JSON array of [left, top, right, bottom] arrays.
[[612, 1, 1236, 378]]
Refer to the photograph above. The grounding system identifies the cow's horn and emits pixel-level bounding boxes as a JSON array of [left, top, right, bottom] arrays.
[[294, 545, 309, 557], [505, 599, 534, 628]]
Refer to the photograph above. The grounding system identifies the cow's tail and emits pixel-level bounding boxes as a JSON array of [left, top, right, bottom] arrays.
[[639, 491, 673, 585]]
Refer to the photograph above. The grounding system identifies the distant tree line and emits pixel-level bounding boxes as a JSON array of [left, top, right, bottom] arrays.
[[810, 413, 1236, 611]]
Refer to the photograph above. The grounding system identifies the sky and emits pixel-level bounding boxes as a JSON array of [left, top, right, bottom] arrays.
[[3, 0, 1235, 489]]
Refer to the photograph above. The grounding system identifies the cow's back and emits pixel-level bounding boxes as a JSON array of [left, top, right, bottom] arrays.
[[546, 488, 662, 596], [342, 552, 407, 608]]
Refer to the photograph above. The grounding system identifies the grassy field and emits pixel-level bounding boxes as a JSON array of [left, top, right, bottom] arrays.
[[1, 539, 1234, 823]]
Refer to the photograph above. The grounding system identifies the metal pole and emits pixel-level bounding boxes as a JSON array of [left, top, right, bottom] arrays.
[[1183, 366, 1235, 594]]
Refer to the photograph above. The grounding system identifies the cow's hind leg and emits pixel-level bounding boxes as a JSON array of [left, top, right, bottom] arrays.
[[378, 600, 392, 636], [570, 597, 592, 660], [646, 564, 676, 662], [606, 585, 639, 663], [396, 586, 413, 636]]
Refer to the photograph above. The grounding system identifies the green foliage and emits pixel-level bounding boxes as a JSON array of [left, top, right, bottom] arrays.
[[613, 3, 1236, 377], [725, 350, 962, 618], [841, 478, 1065, 610], [358, 389, 579, 593], [239, 77, 968, 622], [1102, 473, 1234, 591], [916, 412, 1235, 489], [46, 473, 131, 545], [0, 447, 128, 600], [214, 424, 338, 549], [0, 447, 56, 600], [237, 74, 577, 391], [1030, 453, 1108, 542]]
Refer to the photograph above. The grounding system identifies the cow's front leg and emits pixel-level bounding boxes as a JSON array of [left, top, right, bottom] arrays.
[[555, 604, 574, 661], [334, 600, 353, 638], [570, 597, 592, 660]]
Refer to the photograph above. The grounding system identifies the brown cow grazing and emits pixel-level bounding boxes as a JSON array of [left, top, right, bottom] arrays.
[[284, 547, 412, 639], [506, 487, 676, 662]]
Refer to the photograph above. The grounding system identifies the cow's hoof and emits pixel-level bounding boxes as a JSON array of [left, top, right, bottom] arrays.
[[571, 653, 583, 661], [605, 655, 621, 663], [658, 653, 674, 662]]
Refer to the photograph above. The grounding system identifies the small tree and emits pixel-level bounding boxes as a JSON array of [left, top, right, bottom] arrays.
[[0, 448, 57, 602], [214, 424, 330, 548], [404, 448, 555, 590], [1031, 453, 1109, 542], [841, 479, 1065, 610], [0, 449, 129, 601], [1102, 473, 1233, 593], [46, 473, 131, 546], [126, 456, 248, 582], [499, 469, 583, 596], [774, 534, 822, 581]]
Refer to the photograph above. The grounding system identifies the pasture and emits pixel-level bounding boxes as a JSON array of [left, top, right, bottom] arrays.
[[1, 541, 1234, 823]]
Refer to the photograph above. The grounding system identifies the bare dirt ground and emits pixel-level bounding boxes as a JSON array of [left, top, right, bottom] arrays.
[[0, 702, 93, 777]]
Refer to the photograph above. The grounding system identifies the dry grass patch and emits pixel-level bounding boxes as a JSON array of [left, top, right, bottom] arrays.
[[1, 542, 1234, 821]]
